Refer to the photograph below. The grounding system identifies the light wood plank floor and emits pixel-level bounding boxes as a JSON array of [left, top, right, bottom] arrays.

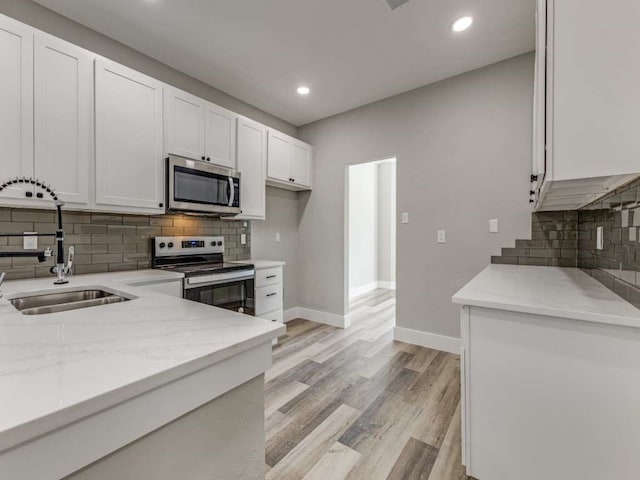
[[265, 289, 468, 480]]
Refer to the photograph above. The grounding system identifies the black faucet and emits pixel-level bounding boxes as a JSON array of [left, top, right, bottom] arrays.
[[0, 178, 74, 285]]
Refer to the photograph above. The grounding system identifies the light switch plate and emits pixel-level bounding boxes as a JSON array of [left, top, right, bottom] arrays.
[[489, 219, 499, 233], [23, 232, 37, 250], [275, 232, 281, 243], [401, 212, 409, 224], [240, 234, 247, 245], [596, 226, 604, 250], [437, 230, 446, 244]]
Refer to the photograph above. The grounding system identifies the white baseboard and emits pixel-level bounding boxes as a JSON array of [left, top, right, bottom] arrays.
[[349, 281, 396, 299], [393, 326, 460, 355], [283, 308, 299, 323], [349, 282, 378, 299], [283, 307, 350, 329]]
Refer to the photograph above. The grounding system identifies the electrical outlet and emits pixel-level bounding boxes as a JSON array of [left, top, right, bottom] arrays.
[[23, 232, 37, 250], [437, 230, 446, 244], [489, 219, 499, 233], [275, 232, 281, 243], [240, 233, 247, 245], [401, 212, 409, 224]]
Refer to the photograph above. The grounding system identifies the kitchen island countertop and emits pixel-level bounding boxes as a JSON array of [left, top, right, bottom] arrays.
[[0, 271, 284, 455]]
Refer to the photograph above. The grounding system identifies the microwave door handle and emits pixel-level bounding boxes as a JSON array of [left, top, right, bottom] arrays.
[[228, 177, 235, 207]]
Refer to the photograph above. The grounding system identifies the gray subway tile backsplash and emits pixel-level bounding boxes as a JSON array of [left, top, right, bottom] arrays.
[[0, 208, 251, 280], [492, 177, 640, 309]]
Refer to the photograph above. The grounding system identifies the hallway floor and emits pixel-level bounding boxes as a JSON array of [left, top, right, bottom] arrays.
[[264, 289, 467, 480]]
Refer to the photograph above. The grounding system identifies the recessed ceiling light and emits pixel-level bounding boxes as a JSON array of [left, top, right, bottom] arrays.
[[452, 16, 473, 32], [297, 86, 310, 95]]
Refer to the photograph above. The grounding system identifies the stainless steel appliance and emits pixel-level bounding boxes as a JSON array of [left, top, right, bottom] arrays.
[[152, 236, 255, 315], [166, 155, 241, 216]]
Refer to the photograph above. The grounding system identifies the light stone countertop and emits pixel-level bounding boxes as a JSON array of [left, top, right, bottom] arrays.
[[0, 270, 284, 453], [453, 264, 640, 327], [231, 259, 286, 269]]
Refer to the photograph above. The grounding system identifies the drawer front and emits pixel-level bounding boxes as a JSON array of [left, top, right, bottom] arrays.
[[259, 309, 283, 324], [255, 266, 282, 288], [256, 283, 283, 315]]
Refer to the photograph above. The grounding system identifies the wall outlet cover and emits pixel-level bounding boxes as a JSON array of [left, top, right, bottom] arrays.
[[437, 230, 446, 244], [489, 219, 499, 233], [275, 232, 281, 242], [23, 233, 37, 250], [401, 212, 409, 224], [240, 233, 247, 245]]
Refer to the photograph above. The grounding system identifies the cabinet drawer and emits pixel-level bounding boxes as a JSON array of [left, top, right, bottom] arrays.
[[259, 309, 283, 324], [255, 283, 282, 315], [255, 267, 282, 288]]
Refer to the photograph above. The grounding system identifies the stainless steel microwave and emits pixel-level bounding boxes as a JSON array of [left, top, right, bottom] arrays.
[[166, 155, 241, 216]]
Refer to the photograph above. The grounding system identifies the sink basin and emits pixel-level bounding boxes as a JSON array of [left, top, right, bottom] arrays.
[[10, 289, 132, 315]]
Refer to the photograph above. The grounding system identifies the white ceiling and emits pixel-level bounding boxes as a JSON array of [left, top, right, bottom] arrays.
[[33, 0, 536, 126]]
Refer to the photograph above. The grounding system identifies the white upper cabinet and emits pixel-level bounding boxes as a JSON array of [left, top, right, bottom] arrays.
[[95, 59, 164, 213], [534, 0, 640, 211], [267, 129, 313, 191], [165, 86, 238, 169], [290, 140, 312, 187], [34, 33, 92, 208], [204, 102, 237, 169], [236, 116, 266, 220], [0, 16, 34, 202], [267, 130, 291, 182], [165, 87, 206, 161]]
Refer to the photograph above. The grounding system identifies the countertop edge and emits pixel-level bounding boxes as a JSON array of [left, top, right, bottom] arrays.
[[452, 265, 640, 329], [1, 322, 285, 453]]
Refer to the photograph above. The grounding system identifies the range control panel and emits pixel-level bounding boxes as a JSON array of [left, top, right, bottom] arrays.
[[153, 236, 224, 257]]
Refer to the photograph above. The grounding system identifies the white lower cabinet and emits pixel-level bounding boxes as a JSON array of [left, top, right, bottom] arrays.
[[253, 264, 285, 344], [94, 59, 165, 214], [461, 305, 640, 480]]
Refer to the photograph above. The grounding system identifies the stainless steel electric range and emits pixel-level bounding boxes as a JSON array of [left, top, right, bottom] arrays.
[[152, 236, 255, 315]]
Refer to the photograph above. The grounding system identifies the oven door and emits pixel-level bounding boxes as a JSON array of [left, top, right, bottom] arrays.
[[167, 155, 241, 215], [184, 274, 255, 315]]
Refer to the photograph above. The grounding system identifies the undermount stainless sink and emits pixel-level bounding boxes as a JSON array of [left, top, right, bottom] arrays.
[[10, 289, 132, 315]]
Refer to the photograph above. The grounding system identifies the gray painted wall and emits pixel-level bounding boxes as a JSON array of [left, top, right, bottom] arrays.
[[0, 0, 297, 136], [298, 53, 535, 339], [250, 187, 300, 311]]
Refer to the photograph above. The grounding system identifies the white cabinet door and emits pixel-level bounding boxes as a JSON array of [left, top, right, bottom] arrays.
[[236, 116, 266, 220], [95, 59, 164, 213], [0, 16, 34, 201], [267, 130, 291, 182], [34, 33, 92, 208], [165, 86, 205, 161], [290, 140, 312, 188], [550, 0, 640, 181], [205, 102, 236, 169]]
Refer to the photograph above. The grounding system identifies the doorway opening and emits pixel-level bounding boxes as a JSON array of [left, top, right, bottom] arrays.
[[346, 157, 397, 321]]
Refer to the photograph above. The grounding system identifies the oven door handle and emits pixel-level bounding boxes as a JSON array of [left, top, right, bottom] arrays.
[[228, 177, 235, 207], [185, 270, 255, 287]]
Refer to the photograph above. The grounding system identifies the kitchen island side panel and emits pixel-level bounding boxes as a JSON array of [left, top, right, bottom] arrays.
[[63, 375, 266, 480]]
